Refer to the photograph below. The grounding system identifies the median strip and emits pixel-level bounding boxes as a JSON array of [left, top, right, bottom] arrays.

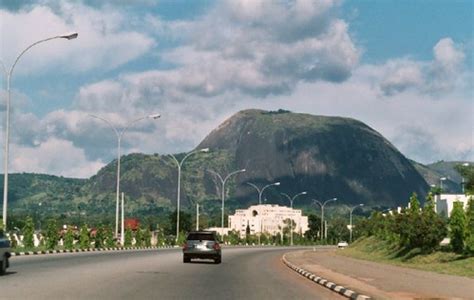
[[282, 253, 371, 300], [10, 245, 176, 257]]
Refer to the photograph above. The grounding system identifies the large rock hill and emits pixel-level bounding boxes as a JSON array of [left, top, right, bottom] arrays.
[[6, 109, 432, 220], [198, 109, 429, 207]]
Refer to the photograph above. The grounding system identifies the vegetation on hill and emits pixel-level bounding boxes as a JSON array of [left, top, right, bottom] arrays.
[[2, 109, 444, 231]]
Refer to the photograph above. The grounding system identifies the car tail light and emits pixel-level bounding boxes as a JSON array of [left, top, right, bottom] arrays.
[[213, 243, 221, 250], [182, 243, 188, 250]]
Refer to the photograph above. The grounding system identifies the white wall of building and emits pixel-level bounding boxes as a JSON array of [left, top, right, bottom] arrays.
[[434, 194, 471, 218], [228, 204, 309, 237]]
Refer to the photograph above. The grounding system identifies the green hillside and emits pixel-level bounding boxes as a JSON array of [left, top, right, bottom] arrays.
[[3, 109, 435, 227]]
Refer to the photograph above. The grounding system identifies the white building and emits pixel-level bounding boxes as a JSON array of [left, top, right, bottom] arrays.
[[434, 194, 471, 217], [228, 204, 309, 237]]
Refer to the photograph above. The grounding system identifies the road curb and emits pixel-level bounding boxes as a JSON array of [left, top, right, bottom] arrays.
[[10, 245, 176, 257], [282, 253, 371, 300]]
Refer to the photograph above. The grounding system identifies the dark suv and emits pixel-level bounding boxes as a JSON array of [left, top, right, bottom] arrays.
[[182, 231, 221, 264]]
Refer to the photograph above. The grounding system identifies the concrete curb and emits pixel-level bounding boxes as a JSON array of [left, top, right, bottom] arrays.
[[10, 245, 176, 257], [282, 253, 371, 300]]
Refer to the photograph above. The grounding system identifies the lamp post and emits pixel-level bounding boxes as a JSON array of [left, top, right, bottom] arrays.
[[313, 197, 337, 241], [1, 32, 78, 229], [347, 204, 364, 243], [246, 182, 281, 205], [89, 113, 160, 239], [461, 163, 469, 194], [281, 191, 307, 246], [440, 177, 447, 192], [207, 169, 246, 239], [246, 181, 280, 245], [169, 148, 209, 242], [196, 203, 201, 231]]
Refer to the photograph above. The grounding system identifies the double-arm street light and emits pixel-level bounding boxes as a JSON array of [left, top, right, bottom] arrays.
[[346, 203, 364, 243], [246, 181, 281, 205], [281, 191, 307, 246], [89, 113, 161, 239], [246, 181, 280, 245], [1, 32, 78, 229], [207, 168, 246, 238], [313, 197, 337, 240], [169, 148, 209, 242]]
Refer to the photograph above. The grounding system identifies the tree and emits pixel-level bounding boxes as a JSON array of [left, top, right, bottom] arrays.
[[104, 226, 115, 248], [94, 226, 105, 249], [306, 214, 321, 241], [45, 219, 59, 250], [419, 193, 447, 252], [465, 197, 474, 254], [143, 228, 151, 247], [164, 210, 193, 239], [79, 224, 90, 249], [227, 230, 241, 245], [327, 218, 350, 244], [455, 164, 474, 194], [449, 201, 466, 253], [135, 227, 143, 247], [64, 227, 74, 250], [408, 192, 421, 214], [22, 216, 35, 249], [124, 228, 133, 247]]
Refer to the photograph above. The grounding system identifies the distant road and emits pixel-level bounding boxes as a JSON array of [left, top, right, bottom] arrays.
[[0, 247, 343, 299]]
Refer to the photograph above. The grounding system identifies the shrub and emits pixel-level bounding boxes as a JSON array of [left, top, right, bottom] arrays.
[[22, 217, 35, 249], [449, 202, 466, 253], [64, 227, 74, 250], [79, 224, 90, 249], [124, 228, 133, 247], [45, 219, 59, 250]]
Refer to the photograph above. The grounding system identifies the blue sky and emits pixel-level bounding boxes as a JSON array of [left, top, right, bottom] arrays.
[[0, 0, 472, 177]]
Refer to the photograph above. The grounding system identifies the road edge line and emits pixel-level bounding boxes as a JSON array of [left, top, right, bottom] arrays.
[[282, 253, 371, 300]]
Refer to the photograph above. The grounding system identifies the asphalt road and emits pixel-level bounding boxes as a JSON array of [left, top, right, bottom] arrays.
[[0, 247, 343, 300]]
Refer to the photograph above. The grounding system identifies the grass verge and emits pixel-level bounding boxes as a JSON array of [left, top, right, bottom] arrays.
[[338, 236, 474, 278]]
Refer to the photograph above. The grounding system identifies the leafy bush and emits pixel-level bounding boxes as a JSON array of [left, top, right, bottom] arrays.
[[64, 227, 74, 250], [22, 217, 35, 248], [79, 224, 90, 249], [45, 219, 59, 250], [124, 228, 133, 247], [450, 202, 466, 253]]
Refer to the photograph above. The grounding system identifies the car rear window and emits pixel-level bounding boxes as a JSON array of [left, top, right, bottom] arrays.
[[186, 233, 215, 241]]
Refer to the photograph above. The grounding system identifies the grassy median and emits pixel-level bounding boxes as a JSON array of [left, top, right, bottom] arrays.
[[337, 236, 474, 278]]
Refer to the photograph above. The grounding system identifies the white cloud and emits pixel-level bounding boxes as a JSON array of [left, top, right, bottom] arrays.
[[10, 137, 104, 178], [0, 2, 154, 75], [1, 2, 471, 178], [379, 38, 467, 96]]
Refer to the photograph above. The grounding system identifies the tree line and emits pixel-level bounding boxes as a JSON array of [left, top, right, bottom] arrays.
[[357, 192, 474, 255]]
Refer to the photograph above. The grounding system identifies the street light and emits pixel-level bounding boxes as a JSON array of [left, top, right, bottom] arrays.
[[313, 197, 337, 241], [246, 182, 281, 205], [461, 163, 469, 194], [246, 181, 280, 245], [207, 168, 246, 239], [169, 148, 209, 242], [440, 177, 447, 191], [346, 204, 364, 243], [281, 191, 307, 246], [89, 113, 160, 239], [1, 32, 78, 229]]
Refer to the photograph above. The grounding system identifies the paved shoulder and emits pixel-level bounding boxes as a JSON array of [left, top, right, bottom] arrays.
[[285, 249, 474, 300]]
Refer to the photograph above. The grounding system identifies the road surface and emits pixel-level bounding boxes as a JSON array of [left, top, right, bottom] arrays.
[[0, 247, 344, 299]]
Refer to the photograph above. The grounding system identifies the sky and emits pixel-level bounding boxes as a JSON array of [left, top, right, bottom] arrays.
[[0, 0, 472, 178]]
